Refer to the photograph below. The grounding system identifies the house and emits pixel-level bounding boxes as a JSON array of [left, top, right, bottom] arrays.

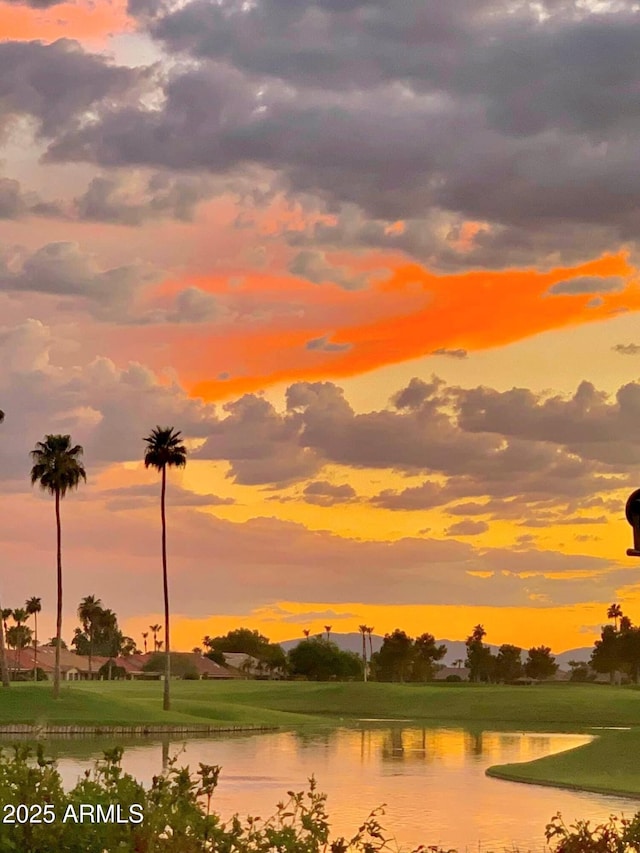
[[8, 646, 101, 681], [5, 648, 244, 681], [222, 653, 263, 677], [434, 666, 470, 682]]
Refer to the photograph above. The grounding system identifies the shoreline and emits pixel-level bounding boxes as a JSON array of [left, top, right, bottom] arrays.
[[485, 763, 640, 801], [0, 724, 279, 736]]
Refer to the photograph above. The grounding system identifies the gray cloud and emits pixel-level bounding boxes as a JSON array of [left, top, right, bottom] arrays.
[[33, 1, 640, 273], [613, 343, 640, 355], [548, 276, 624, 295], [446, 520, 489, 536], [0, 39, 150, 140], [73, 172, 217, 225], [455, 379, 640, 466], [305, 335, 351, 353], [301, 480, 357, 507], [432, 348, 468, 359], [3, 0, 64, 6], [0, 242, 158, 322], [288, 249, 368, 290]]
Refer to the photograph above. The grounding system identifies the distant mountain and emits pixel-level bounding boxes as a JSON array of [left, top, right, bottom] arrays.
[[279, 632, 593, 669], [280, 632, 384, 656]]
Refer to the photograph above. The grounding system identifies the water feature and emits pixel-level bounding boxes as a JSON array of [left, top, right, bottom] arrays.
[[13, 725, 639, 852]]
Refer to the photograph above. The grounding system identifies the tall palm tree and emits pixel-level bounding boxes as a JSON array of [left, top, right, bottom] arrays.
[[11, 608, 28, 674], [150, 624, 162, 651], [366, 626, 374, 661], [1, 609, 12, 645], [143, 426, 187, 711], [303, 629, 310, 639], [607, 602, 623, 632], [25, 597, 41, 681], [0, 602, 9, 688], [30, 434, 86, 699], [78, 595, 102, 678], [359, 624, 368, 682], [142, 632, 149, 654], [325, 625, 332, 641]]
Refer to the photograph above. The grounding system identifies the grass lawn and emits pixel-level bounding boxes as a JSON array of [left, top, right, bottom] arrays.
[[2, 679, 640, 727], [486, 728, 640, 797], [3, 681, 640, 797]]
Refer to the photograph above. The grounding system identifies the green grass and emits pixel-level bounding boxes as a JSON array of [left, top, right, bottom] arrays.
[[4, 681, 640, 798], [2, 680, 640, 728], [487, 728, 640, 797]]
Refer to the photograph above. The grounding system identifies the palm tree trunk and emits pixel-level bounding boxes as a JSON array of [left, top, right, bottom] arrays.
[[53, 488, 62, 700], [161, 465, 171, 711], [33, 613, 38, 682], [88, 625, 93, 678], [362, 632, 367, 683], [0, 599, 9, 688]]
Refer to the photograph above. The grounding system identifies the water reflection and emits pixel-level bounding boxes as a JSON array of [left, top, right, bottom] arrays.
[[6, 726, 638, 852]]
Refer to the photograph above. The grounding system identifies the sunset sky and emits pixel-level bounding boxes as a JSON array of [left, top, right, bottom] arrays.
[[2, 0, 640, 655]]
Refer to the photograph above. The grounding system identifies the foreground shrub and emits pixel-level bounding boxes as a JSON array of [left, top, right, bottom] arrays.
[[0, 745, 639, 852]]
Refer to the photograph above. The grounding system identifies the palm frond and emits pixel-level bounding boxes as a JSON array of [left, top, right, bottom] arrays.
[[143, 426, 187, 472], [29, 434, 87, 496]]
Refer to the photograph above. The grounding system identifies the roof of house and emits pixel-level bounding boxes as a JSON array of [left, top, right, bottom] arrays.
[[434, 666, 470, 680], [8, 648, 242, 678], [112, 652, 242, 678]]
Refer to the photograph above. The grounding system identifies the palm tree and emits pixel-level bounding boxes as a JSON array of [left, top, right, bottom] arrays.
[[359, 624, 368, 682], [454, 658, 464, 669], [303, 629, 310, 639], [150, 624, 162, 651], [0, 603, 9, 688], [366, 626, 374, 661], [143, 425, 187, 712], [142, 632, 149, 654], [30, 434, 86, 699], [11, 608, 28, 674], [25, 597, 41, 681], [77, 595, 102, 678], [607, 603, 623, 632], [1, 609, 12, 645], [325, 625, 332, 641]]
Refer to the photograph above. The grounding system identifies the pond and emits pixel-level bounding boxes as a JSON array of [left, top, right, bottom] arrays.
[[24, 725, 640, 852]]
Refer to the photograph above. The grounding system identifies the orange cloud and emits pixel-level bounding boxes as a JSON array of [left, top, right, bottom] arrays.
[[184, 252, 639, 400], [0, 0, 131, 43]]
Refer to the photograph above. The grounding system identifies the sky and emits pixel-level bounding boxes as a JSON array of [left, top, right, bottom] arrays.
[[2, 0, 640, 655]]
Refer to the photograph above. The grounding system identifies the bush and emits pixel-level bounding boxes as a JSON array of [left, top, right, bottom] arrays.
[[2, 746, 640, 852]]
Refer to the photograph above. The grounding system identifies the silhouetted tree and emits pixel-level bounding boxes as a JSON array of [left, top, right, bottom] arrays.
[[495, 644, 523, 683], [374, 629, 414, 682], [359, 624, 368, 682], [143, 425, 187, 712], [77, 595, 102, 677], [465, 624, 494, 683], [524, 646, 558, 680], [25, 597, 41, 682], [288, 638, 362, 681], [30, 434, 86, 698], [591, 624, 621, 684], [411, 633, 447, 682], [607, 603, 623, 632]]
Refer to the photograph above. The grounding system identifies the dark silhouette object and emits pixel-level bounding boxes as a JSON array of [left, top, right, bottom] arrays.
[[625, 489, 640, 556], [143, 425, 187, 712], [30, 435, 86, 699]]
